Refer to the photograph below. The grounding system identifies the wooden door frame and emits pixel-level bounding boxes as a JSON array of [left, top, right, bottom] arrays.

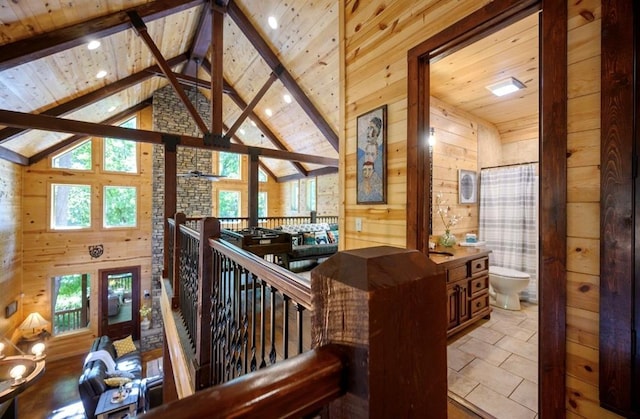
[[599, 0, 636, 416], [98, 266, 141, 341], [407, 0, 567, 417]]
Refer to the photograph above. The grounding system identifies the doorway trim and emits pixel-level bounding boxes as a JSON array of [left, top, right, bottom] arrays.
[[406, 0, 567, 417], [99, 266, 141, 341]]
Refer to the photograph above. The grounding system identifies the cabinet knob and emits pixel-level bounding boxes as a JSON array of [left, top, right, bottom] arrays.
[[476, 282, 481, 288], [476, 301, 481, 308], [476, 263, 482, 269]]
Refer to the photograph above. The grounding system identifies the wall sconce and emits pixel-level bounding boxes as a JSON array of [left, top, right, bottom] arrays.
[[31, 343, 46, 361], [429, 127, 436, 147], [10, 364, 26, 386]]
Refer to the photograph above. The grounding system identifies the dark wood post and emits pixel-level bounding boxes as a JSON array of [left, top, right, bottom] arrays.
[[310, 210, 317, 223], [248, 150, 259, 228], [312, 246, 447, 418], [194, 217, 220, 390], [171, 212, 186, 309]]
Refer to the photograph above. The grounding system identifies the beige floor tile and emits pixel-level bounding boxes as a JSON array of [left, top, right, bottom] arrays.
[[458, 337, 511, 366], [448, 368, 479, 398], [489, 320, 536, 342], [519, 318, 538, 331], [466, 384, 536, 419], [500, 353, 538, 383], [447, 346, 476, 371], [496, 336, 538, 362], [490, 307, 529, 324], [468, 325, 505, 345], [458, 358, 523, 396], [448, 333, 472, 348], [527, 332, 538, 345], [510, 379, 538, 412]]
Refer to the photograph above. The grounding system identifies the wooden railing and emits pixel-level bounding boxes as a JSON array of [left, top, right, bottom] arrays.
[[53, 307, 84, 334], [155, 215, 448, 417]]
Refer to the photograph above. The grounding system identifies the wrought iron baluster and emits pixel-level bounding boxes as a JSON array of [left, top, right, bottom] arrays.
[[250, 273, 257, 372], [296, 303, 305, 355], [269, 285, 277, 365], [259, 279, 267, 369], [283, 295, 290, 360]]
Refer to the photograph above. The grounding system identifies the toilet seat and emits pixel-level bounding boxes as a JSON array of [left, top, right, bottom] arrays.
[[488, 266, 530, 279]]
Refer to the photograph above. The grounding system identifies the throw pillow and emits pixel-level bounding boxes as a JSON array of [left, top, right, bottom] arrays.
[[104, 376, 132, 387], [113, 335, 136, 358], [302, 232, 316, 245], [107, 370, 135, 379], [315, 231, 328, 244], [328, 229, 339, 244], [291, 233, 302, 246]]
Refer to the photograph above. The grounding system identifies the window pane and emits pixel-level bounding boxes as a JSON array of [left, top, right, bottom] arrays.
[[290, 181, 299, 211], [219, 191, 241, 217], [104, 138, 137, 173], [52, 184, 91, 229], [258, 192, 267, 217], [104, 186, 137, 228], [258, 168, 267, 182], [219, 152, 241, 179], [52, 274, 90, 335], [307, 179, 316, 211], [52, 140, 92, 170]]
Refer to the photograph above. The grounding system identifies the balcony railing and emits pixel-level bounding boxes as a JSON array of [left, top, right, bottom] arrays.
[[157, 215, 448, 417]]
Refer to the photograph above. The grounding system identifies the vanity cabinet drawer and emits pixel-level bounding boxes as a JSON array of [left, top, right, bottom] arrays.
[[447, 264, 468, 282], [471, 294, 489, 315], [470, 257, 489, 275], [470, 276, 489, 297]]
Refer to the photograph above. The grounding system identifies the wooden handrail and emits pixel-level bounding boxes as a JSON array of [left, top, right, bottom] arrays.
[[210, 236, 312, 309], [142, 344, 346, 418]]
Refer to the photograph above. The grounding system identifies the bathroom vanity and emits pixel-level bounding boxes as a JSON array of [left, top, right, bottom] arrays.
[[429, 247, 492, 337]]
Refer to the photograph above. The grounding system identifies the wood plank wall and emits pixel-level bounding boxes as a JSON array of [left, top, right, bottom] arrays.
[[20, 108, 155, 360], [342, 0, 617, 417], [0, 159, 23, 343]]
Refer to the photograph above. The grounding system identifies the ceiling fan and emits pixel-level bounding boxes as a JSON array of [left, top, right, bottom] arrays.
[[178, 60, 226, 182]]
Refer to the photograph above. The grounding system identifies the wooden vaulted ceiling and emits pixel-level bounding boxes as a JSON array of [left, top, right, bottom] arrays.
[[0, 0, 340, 181]]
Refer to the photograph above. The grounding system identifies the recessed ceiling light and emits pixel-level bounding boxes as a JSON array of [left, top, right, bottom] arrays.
[[87, 40, 101, 50], [250, 119, 256, 127], [107, 106, 116, 112], [283, 94, 292, 104], [268, 16, 278, 29], [486, 77, 526, 97], [239, 128, 245, 135], [265, 108, 272, 117], [96, 70, 107, 79]]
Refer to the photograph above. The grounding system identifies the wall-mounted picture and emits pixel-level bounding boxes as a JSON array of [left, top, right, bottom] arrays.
[[357, 105, 387, 204], [459, 169, 477, 204]]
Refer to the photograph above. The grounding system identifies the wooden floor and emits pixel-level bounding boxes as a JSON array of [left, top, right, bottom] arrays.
[[17, 348, 481, 418]]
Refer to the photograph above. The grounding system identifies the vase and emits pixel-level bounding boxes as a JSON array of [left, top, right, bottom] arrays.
[[141, 318, 150, 330], [439, 231, 456, 247]]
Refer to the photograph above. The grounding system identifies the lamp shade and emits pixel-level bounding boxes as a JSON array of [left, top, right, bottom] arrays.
[[19, 312, 48, 331]]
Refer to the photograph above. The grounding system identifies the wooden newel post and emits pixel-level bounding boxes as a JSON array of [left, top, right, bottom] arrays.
[[312, 246, 447, 418], [194, 216, 220, 390]]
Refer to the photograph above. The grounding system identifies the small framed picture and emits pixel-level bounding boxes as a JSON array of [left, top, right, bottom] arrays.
[[459, 170, 477, 204], [5, 300, 17, 318], [356, 105, 387, 204]]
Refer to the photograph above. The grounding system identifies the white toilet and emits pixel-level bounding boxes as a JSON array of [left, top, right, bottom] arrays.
[[488, 266, 530, 310]]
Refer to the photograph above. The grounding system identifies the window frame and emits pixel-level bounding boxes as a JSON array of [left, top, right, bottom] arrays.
[[218, 190, 242, 218], [102, 117, 140, 175], [50, 139, 95, 173], [102, 185, 139, 229], [218, 151, 242, 180], [50, 182, 92, 231]]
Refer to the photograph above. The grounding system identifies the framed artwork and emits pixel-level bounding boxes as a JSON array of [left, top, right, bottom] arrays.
[[356, 105, 387, 204], [5, 300, 17, 318], [458, 169, 477, 204]]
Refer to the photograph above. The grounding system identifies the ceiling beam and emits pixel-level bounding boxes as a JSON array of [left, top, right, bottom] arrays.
[[128, 11, 209, 135], [28, 100, 153, 165], [225, 72, 278, 139], [226, 0, 339, 152], [0, 146, 28, 166], [210, 3, 225, 136], [201, 60, 308, 176], [0, 54, 188, 145], [277, 166, 339, 183], [0, 110, 338, 167], [0, 0, 204, 72], [183, 4, 212, 76]]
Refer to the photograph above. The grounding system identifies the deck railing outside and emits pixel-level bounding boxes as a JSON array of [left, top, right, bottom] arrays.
[[53, 307, 84, 334]]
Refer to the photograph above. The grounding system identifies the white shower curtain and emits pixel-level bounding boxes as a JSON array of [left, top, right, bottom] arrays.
[[479, 164, 538, 302]]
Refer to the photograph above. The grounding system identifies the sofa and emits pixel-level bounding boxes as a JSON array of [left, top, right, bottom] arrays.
[[78, 335, 162, 418], [277, 222, 339, 270]]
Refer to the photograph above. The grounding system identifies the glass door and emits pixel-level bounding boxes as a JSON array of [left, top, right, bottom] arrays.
[[99, 266, 140, 341]]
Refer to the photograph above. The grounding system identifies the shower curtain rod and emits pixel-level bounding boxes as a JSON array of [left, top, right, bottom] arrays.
[[480, 161, 539, 170]]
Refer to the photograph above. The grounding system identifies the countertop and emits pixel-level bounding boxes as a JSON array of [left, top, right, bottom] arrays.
[[428, 245, 491, 265]]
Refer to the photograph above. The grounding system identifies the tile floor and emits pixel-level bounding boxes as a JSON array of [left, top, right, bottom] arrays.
[[447, 302, 538, 419]]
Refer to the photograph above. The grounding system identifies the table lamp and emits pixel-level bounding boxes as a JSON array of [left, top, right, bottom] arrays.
[[18, 312, 48, 339]]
